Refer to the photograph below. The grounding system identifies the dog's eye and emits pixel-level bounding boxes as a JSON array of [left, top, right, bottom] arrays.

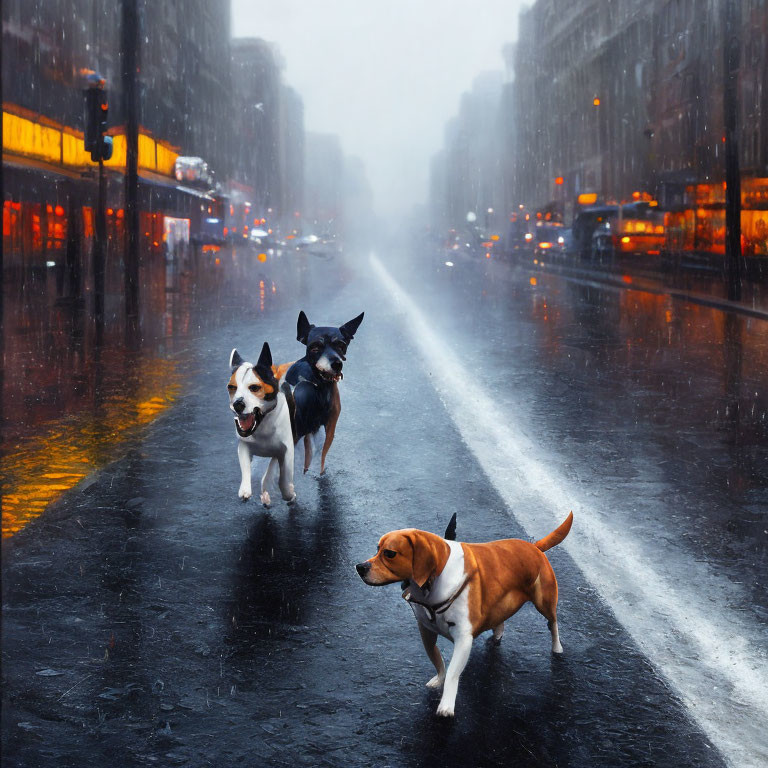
[[334, 342, 347, 355], [310, 345, 322, 355], [248, 384, 261, 393], [382, 549, 397, 559], [227, 385, 237, 392]]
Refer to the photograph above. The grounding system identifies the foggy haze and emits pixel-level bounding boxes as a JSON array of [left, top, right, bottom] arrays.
[[231, 0, 524, 220]]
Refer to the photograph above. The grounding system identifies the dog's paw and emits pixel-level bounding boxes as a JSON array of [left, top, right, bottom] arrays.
[[260, 490, 271, 507], [238, 486, 252, 501], [284, 493, 297, 505], [426, 675, 444, 689], [435, 701, 455, 718], [552, 642, 564, 654]]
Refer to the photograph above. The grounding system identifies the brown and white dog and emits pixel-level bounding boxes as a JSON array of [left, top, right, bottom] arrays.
[[228, 343, 296, 505], [355, 512, 573, 717]]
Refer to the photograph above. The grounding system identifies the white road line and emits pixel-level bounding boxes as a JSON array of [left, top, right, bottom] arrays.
[[371, 254, 768, 768]]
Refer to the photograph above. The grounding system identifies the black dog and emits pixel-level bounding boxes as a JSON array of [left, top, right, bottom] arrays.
[[284, 310, 364, 473]]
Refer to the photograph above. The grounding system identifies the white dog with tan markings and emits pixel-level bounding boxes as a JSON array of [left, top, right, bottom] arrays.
[[228, 343, 296, 506], [356, 512, 573, 717]]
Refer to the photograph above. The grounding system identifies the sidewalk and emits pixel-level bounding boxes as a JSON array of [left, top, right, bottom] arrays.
[[521, 251, 768, 321]]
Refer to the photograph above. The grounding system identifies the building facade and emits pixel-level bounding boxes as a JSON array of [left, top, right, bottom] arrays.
[[142, 1, 233, 181], [509, 0, 767, 212], [430, 0, 767, 254], [429, 71, 505, 234], [230, 38, 305, 225], [304, 132, 344, 231], [230, 37, 282, 214]]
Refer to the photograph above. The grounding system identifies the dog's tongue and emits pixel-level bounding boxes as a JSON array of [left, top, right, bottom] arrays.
[[239, 412, 256, 431]]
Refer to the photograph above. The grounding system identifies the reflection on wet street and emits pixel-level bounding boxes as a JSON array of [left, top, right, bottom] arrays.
[[418, 254, 768, 615], [2, 357, 179, 536], [2, 243, 766, 767], [1, 246, 291, 537]]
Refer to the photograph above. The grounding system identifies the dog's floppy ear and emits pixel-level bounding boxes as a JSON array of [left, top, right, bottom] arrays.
[[297, 311, 314, 345], [409, 532, 441, 588], [254, 342, 277, 386], [230, 348, 244, 370], [339, 312, 364, 342]]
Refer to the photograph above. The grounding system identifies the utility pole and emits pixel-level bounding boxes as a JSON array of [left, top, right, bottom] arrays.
[[122, 0, 140, 321], [723, 0, 742, 301], [95, 148, 107, 324]]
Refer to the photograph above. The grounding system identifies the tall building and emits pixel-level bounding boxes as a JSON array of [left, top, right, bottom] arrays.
[[279, 84, 305, 223], [142, 1, 233, 180], [2, 2, 312, 296], [2, 0, 122, 130], [230, 37, 282, 213], [429, 71, 505, 233], [508, 0, 767, 212], [3, 0, 233, 181], [230, 38, 305, 225], [304, 132, 344, 231], [512, 0, 655, 209]]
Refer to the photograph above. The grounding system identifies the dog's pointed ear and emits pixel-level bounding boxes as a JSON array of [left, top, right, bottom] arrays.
[[297, 311, 314, 345], [254, 342, 275, 383], [230, 348, 244, 370], [255, 343, 280, 392], [339, 312, 364, 342]]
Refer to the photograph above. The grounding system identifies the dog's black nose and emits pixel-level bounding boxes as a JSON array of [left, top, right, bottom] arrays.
[[331, 359, 343, 373], [232, 397, 246, 414], [355, 562, 370, 578]]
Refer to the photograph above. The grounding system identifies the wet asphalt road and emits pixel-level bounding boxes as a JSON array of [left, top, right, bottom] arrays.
[[2, 245, 767, 767]]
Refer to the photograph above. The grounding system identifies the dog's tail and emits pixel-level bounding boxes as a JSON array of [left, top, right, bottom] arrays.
[[534, 511, 573, 552]]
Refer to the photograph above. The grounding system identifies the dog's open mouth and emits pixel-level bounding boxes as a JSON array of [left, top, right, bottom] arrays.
[[317, 368, 343, 383], [234, 410, 262, 437]]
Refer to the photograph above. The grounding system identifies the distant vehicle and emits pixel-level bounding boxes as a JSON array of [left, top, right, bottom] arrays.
[[533, 221, 566, 256], [295, 234, 320, 249], [571, 205, 619, 257], [248, 227, 270, 243], [591, 202, 665, 259], [444, 229, 484, 260], [192, 215, 226, 247], [505, 214, 533, 253]]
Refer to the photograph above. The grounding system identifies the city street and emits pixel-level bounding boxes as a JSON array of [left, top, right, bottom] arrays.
[[2, 245, 766, 767]]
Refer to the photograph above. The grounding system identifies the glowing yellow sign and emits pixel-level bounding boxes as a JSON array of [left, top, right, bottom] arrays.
[[3, 111, 62, 164], [3, 108, 178, 176]]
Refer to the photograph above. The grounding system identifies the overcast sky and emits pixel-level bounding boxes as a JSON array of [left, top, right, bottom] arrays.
[[231, 0, 524, 220]]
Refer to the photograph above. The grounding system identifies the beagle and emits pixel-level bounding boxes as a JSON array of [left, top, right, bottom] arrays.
[[356, 512, 573, 717]]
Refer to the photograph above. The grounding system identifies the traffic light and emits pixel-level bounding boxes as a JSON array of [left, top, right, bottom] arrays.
[[84, 75, 111, 161], [99, 135, 114, 162]]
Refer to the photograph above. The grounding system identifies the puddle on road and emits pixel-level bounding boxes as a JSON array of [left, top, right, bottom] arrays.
[[2, 356, 180, 537]]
